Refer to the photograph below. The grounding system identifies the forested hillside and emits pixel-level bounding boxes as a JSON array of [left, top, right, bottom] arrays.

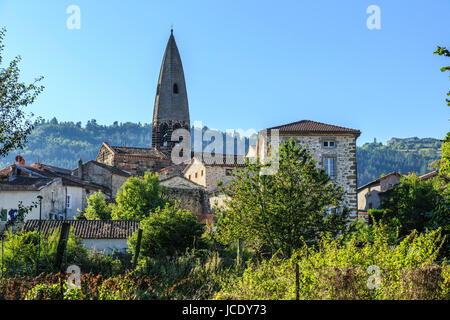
[[357, 137, 443, 186], [0, 119, 443, 187]]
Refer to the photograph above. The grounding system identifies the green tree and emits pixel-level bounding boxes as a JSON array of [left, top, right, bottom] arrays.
[[0, 27, 44, 157], [433, 46, 450, 107], [111, 170, 170, 220], [440, 132, 450, 177], [379, 174, 448, 236], [433, 46, 450, 176], [215, 139, 347, 257], [84, 191, 111, 220], [128, 202, 204, 258]]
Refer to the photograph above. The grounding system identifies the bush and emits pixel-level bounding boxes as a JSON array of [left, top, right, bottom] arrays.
[[83, 191, 112, 220], [128, 202, 205, 258], [216, 222, 448, 300]]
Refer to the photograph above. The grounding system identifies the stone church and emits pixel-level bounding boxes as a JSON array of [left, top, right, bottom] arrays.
[[94, 29, 361, 218]]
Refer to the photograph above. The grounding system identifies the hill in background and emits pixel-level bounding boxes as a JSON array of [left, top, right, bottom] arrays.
[[0, 118, 443, 187]]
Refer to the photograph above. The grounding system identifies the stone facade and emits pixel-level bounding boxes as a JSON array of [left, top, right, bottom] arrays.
[[166, 187, 209, 215], [182, 157, 243, 192], [257, 120, 361, 217], [357, 172, 402, 211], [73, 159, 130, 198], [152, 30, 190, 155], [96, 142, 171, 176]]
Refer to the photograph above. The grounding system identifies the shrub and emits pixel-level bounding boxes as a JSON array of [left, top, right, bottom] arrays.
[[128, 202, 205, 258], [216, 222, 448, 300], [83, 191, 112, 220]]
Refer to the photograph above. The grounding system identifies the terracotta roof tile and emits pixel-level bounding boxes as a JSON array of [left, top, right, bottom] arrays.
[[265, 120, 361, 135], [23, 220, 140, 239]]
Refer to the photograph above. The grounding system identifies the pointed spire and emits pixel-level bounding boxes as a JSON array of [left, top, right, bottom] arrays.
[[152, 30, 190, 123], [152, 30, 190, 152]]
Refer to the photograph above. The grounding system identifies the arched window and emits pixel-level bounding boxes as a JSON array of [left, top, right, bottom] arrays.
[[173, 83, 179, 94]]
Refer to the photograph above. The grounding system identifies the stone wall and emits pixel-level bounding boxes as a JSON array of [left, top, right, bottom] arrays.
[[166, 187, 209, 215], [184, 158, 206, 187], [259, 134, 358, 217], [205, 166, 235, 192]]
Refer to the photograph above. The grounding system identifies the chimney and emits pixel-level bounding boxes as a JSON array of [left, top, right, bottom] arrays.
[[15, 155, 25, 166], [78, 157, 83, 179]]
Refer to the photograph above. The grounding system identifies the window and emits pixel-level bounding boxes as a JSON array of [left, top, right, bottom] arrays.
[[188, 175, 191, 180], [323, 140, 336, 148], [195, 172, 198, 179], [66, 194, 72, 209], [51, 190, 55, 202], [173, 83, 179, 94], [323, 157, 336, 179], [225, 168, 233, 176], [201, 170, 204, 177]]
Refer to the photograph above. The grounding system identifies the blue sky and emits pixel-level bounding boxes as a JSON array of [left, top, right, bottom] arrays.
[[0, 0, 449, 145]]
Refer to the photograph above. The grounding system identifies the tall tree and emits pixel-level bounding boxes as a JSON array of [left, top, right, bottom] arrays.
[[215, 139, 348, 257], [433, 46, 450, 176], [0, 27, 44, 157], [111, 170, 171, 220]]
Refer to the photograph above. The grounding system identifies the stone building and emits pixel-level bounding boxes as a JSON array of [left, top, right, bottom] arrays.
[[357, 172, 402, 213], [151, 29, 190, 155], [0, 158, 109, 220], [23, 220, 140, 253], [96, 29, 190, 174], [73, 158, 131, 198], [182, 154, 246, 192], [256, 120, 361, 217], [96, 142, 171, 176]]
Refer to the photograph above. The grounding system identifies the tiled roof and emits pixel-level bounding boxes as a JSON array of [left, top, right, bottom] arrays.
[[196, 214, 214, 224], [418, 170, 450, 182], [158, 161, 190, 179], [357, 172, 402, 191], [264, 120, 361, 135], [0, 176, 58, 191], [160, 174, 205, 189], [0, 164, 111, 194], [190, 153, 246, 168], [73, 160, 131, 177], [23, 220, 140, 239], [105, 142, 169, 160]]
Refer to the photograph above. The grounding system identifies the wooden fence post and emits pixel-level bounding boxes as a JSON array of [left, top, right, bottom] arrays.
[[132, 229, 143, 269], [236, 238, 243, 267], [55, 222, 70, 272], [295, 262, 300, 300]]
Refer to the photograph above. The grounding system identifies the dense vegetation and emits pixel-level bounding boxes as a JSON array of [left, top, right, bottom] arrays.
[[357, 137, 443, 186], [0, 119, 443, 187], [1, 140, 449, 300]]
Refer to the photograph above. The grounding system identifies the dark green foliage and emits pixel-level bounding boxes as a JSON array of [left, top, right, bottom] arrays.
[[215, 139, 348, 257], [128, 202, 205, 258], [111, 170, 171, 220], [0, 27, 44, 157], [357, 138, 443, 186], [83, 191, 112, 220]]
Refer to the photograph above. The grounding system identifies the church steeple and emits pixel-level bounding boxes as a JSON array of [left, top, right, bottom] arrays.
[[152, 30, 190, 154]]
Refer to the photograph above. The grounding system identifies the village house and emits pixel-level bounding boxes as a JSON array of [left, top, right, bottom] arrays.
[[256, 120, 361, 218], [182, 154, 246, 192], [357, 172, 402, 214], [23, 219, 140, 253], [0, 156, 129, 222]]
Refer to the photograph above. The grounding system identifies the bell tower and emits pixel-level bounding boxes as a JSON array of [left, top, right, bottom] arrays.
[[152, 29, 190, 155]]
